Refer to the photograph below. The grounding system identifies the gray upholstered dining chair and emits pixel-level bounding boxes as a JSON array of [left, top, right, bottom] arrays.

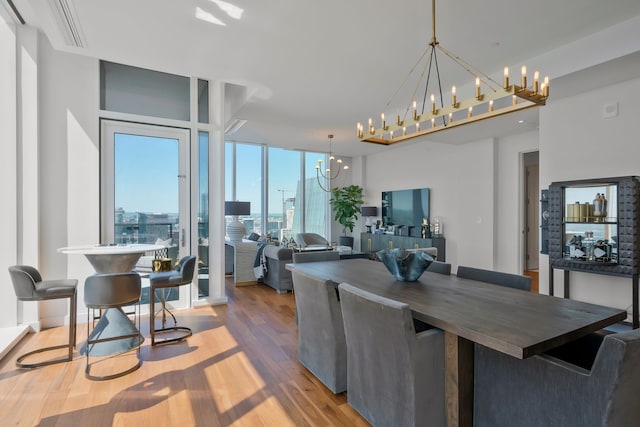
[[291, 269, 347, 393], [338, 282, 445, 427], [456, 265, 531, 291], [426, 261, 452, 275], [84, 272, 142, 380], [8, 265, 77, 369], [474, 328, 640, 427], [292, 250, 340, 263], [149, 255, 196, 345]]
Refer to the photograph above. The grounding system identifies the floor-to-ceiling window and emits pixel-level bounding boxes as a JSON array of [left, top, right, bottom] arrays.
[[268, 148, 302, 242], [224, 142, 263, 236], [224, 143, 330, 243]]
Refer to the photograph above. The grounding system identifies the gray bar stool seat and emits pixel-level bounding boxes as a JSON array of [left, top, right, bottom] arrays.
[[84, 272, 142, 381], [149, 255, 196, 346], [8, 265, 77, 369]]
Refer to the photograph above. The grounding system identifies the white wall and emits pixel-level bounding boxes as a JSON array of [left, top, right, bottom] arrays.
[[539, 76, 640, 318], [361, 133, 532, 273], [0, 7, 18, 329], [38, 34, 99, 326]]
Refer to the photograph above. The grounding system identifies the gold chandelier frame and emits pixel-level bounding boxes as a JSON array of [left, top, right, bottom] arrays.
[[357, 0, 549, 145]]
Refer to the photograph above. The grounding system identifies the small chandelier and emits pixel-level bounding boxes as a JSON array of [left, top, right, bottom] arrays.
[[316, 134, 349, 192], [357, 0, 549, 146]]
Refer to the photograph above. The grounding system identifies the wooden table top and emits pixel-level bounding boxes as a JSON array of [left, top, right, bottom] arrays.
[[287, 259, 626, 359]]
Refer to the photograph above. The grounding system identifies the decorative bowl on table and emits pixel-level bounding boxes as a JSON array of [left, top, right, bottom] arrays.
[[376, 248, 434, 281]]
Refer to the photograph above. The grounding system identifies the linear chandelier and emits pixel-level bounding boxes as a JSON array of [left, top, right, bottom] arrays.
[[357, 0, 549, 146], [316, 134, 349, 192]]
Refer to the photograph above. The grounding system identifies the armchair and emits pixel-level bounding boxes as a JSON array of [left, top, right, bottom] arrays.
[[294, 233, 330, 250], [474, 328, 640, 427]]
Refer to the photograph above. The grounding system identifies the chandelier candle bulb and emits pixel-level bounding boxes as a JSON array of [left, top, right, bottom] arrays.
[[452, 86, 457, 106], [448, 112, 453, 123], [431, 117, 435, 128], [533, 71, 539, 93], [504, 66, 510, 88], [512, 95, 517, 105], [381, 113, 386, 130], [403, 126, 407, 136], [489, 99, 494, 112], [468, 106, 473, 118], [475, 77, 481, 99], [521, 65, 527, 88], [397, 115, 402, 126], [413, 100, 418, 120], [543, 76, 550, 97], [431, 94, 436, 113]]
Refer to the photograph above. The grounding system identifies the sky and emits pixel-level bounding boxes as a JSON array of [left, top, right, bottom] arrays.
[[114, 133, 328, 216]]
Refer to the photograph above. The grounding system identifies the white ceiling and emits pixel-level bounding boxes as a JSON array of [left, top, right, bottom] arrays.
[[13, 0, 640, 157]]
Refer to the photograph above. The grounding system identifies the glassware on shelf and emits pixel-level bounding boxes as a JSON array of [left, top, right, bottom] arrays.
[[583, 231, 596, 261]]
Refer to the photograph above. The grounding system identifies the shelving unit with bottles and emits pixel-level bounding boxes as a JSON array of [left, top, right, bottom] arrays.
[[548, 176, 640, 328]]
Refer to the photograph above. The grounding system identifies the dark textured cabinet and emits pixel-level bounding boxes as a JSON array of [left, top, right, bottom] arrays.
[[360, 232, 446, 262], [548, 176, 640, 328]]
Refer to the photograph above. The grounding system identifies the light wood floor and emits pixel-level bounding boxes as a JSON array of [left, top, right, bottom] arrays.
[[0, 279, 369, 427]]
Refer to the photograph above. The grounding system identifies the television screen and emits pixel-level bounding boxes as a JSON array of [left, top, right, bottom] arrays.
[[382, 188, 430, 227]]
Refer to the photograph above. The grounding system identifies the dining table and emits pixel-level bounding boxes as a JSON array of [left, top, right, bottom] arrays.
[[57, 243, 164, 274], [286, 258, 627, 427], [58, 243, 164, 356]]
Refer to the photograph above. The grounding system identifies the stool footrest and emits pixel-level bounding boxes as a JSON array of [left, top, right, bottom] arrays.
[[16, 344, 73, 369], [151, 326, 192, 346]]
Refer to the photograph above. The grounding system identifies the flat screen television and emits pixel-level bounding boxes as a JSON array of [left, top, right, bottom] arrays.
[[382, 188, 430, 227]]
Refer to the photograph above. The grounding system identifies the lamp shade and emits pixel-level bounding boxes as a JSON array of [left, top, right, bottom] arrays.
[[361, 206, 378, 217], [225, 201, 251, 216]]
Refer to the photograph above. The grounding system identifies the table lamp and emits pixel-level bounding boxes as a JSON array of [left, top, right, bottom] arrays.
[[361, 206, 378, 233], [225, 201, 251, 242]]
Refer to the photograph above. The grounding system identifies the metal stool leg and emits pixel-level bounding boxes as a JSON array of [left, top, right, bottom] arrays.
[[85, 304, 142, 381], [16, 292, 77, 369], [150, 285, 192, 346]]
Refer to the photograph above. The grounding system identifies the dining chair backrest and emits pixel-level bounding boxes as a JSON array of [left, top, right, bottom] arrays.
[[338, 282, 445, 427], [456, 265, 531, 291], [292, 251, 340, 263], [291, 269, 346, 393], [474, 328, 640, 427], [426, 261, 452, 275]]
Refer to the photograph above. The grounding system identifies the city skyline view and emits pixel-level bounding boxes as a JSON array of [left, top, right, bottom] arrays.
[[113, 132, 331, 240]]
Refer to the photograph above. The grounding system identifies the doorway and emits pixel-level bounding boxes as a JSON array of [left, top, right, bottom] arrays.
[[100, 120, 191, 309], [523, 151, 539, 292]]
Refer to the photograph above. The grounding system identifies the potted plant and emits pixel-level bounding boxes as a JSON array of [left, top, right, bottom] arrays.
[[329, 185, 364, 248]]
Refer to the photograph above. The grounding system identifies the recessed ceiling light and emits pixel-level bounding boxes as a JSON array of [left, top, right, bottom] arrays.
[[518, 119, 526, 124]]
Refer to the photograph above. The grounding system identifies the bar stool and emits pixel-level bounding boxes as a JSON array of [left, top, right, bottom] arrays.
[[8, 265, 77, 368], [149, 255, 196, 346], [84, 272, 142, 381]]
